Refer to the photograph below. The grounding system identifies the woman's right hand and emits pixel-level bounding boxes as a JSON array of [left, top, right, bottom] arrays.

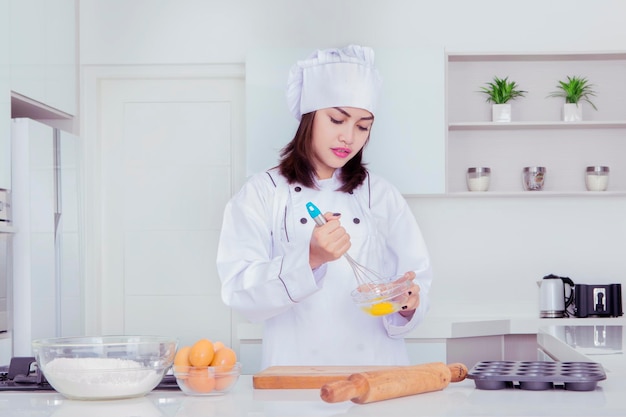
[[309, 213, 351, 269]]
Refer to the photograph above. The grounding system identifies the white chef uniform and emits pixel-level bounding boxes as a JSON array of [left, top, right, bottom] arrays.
[[216, 167, 432, 368]]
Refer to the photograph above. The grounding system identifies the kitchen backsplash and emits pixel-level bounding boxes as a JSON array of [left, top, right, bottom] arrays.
[[407, 195, 626, 319]]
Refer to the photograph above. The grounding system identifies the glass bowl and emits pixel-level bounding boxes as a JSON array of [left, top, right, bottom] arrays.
[[173, 363, 241, 395], [351, 278, 412, 316], [31, 335, 178, 400]]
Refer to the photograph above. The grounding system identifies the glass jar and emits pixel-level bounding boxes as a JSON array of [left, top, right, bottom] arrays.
[[466, 167, 491, 191], [522, 167, 546, 191], [585, 166, 609, 191]]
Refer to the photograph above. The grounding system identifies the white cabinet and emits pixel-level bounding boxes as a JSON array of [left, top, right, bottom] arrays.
[[447, 334, 538, 369], [2, 0, 76, 190], [0, 0, 11, 190], [90, 74, 244, 350], [0, 232, 10, 334], [10, 118, 82, 356], [406, 339, 447, 365], [446, 52, 626, 195], [236, 324, 447, 375], [9, 0, 77, 116]]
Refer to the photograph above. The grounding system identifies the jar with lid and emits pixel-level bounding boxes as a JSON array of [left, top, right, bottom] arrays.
[[522, 167, 546, 191], [466, 167, 491, 191], [585, 166, 609, 191]]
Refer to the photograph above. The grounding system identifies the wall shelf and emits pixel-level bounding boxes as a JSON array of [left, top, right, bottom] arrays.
[[447, 51, 626, 62], [407, 191, 626, 199], [446, 51, 626, 194], [449, 121, 626, 131]]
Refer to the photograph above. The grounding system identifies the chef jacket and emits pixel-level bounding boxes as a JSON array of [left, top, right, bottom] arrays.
[[216, 167, 432, 368]]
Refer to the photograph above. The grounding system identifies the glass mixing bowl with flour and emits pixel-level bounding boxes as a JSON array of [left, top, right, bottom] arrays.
[[32, 335, 177, 400]]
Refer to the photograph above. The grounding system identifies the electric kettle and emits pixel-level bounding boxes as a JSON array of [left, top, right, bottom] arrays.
[[538, 274, 575, 318]]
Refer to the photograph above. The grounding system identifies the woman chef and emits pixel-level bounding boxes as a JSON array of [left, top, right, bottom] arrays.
[[216, 45, 433, 368]]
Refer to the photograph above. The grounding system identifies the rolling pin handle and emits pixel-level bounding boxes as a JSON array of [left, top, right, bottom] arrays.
[[448, 363, 469, 383], [320, 376, 367, 403]]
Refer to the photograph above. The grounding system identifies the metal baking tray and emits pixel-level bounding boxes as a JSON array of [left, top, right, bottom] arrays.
[[468, 361, 606, 391]]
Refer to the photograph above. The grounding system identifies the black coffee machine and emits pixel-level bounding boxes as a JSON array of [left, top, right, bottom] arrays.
[[574, 283, 623, 318]]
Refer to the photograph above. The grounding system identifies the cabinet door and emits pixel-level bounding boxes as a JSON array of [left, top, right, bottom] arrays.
[[11, 118, 55, 355], [42, 0, 77, 115], [10, 118, 82, 356], [0, 95, 9, 193], [406, 339, 447, 364], [447, 336, 504, 369], [95, 76, 245, 351], [10, 0, 46, 104], [58, 129, 82, 336], [10, 0, 76, 115], [246, 47, 445, 195], [0, 233, 9, 333], [0, 0, 11, 189]]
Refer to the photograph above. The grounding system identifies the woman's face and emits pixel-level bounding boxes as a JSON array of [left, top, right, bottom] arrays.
[[310, 107, 374, 179]]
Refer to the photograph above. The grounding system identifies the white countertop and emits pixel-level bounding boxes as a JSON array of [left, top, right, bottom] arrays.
[[538, 324, 625, 372], [2, 324, 625, 417], [238, 316, 626, 340], [2, 370, 625, 417]]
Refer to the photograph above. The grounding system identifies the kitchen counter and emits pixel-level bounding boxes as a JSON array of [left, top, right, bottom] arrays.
[[538, 324, 625, 372], [1, 372, 624, 417], [237, 316, 626, 373], [238, 316, 626, 340], [2, 325, 625, 417]]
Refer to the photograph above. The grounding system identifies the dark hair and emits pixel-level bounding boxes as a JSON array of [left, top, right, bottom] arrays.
[[278, 112, 369, 193]]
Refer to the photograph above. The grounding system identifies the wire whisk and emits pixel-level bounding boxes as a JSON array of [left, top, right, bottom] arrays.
[[343, 252, 387, 290], [306, 202, 385, 290]]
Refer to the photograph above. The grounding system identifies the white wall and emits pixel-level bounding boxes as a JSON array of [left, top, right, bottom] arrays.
[[79, 0, 626, 320], [80, 0, 626, 64], [409, 196, 626, 318]]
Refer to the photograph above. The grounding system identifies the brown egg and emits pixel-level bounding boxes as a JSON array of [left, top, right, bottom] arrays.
[[215, 374, 236, 391], [213, 341, 226, 352], [174, 346, 192, 366], [188, 339, 214, 367], [210, 347, 237, 372], [186, 368, 216, 393]]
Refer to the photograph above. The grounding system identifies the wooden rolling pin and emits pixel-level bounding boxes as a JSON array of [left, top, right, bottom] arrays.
[[320, 362, 468, 404]]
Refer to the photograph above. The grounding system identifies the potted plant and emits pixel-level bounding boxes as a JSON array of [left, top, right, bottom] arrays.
[[547, 75, 597, 122], [479, 76, 527, 122]]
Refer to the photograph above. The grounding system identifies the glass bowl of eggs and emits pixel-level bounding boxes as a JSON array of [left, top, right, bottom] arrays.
[[173, 363, 242, 396], [351, 278, 412, 316], [172, 339, 241, 396]]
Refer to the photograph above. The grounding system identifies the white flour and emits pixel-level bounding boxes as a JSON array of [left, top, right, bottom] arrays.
[[43, 357, 163, 400]]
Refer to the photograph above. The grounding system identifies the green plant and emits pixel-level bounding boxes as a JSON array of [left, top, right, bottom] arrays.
[[478, 76, 527, 104], [547, 75, 597, 110]]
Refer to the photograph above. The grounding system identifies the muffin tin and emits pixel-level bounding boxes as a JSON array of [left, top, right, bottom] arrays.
[[468, 361, 606, 391]]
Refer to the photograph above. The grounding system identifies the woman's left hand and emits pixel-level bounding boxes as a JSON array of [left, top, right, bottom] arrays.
[[393, 271, 420, 319]]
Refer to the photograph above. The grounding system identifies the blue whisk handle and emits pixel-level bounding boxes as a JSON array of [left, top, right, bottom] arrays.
[[306, 202, 327, 227]]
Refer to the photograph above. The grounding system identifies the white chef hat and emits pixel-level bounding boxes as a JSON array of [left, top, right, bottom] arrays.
[[286, 45, 382, 121]]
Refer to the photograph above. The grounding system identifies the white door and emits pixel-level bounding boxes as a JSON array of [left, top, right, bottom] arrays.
[[94, 75, 245, 350]]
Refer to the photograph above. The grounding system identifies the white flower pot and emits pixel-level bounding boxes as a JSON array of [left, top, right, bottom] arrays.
[[492, 104, 511, 122], [563, 103, 582, 122]]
